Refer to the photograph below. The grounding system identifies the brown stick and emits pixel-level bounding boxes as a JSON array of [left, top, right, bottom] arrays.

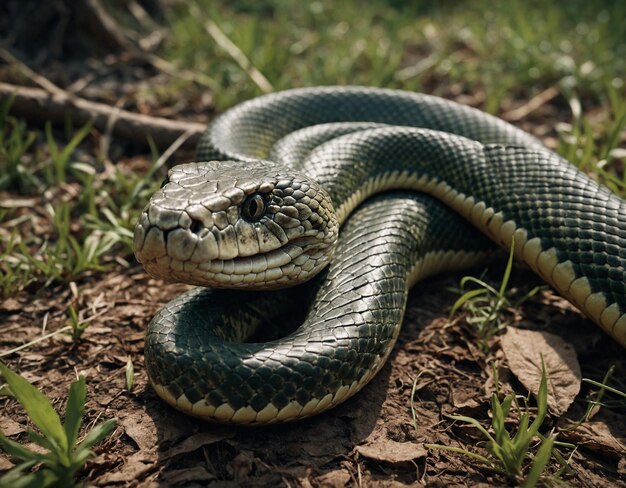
[[0, 82, 206, 150], [502, 86, 560, 122]]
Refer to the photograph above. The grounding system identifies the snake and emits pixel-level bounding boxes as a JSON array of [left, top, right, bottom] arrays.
[[133, 86, 626, 424]]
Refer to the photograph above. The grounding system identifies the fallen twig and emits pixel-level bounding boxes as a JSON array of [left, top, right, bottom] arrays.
[[0, 81, 206, 150], [502, 86, 560, 121], [0, 48, 66, 96], [190, 3, 273, 94]]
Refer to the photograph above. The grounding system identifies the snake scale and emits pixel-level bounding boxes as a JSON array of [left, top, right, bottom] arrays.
[[133, 86, 626, 424]]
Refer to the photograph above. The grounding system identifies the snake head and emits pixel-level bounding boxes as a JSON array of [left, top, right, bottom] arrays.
[[133, 161, 339, 289]]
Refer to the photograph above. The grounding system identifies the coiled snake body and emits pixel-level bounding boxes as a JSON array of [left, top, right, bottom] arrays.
[[134, 87, 626, 424]]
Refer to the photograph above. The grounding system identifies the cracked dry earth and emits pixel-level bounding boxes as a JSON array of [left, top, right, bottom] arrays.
[[1, 256, 626, 486]]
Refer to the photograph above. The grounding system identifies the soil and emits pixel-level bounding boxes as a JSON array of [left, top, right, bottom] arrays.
[[1, 261, 626, 486]]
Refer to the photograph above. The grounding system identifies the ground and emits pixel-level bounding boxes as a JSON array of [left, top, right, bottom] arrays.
[[2, 267, 626, 486], [0, 1, 625, 486]]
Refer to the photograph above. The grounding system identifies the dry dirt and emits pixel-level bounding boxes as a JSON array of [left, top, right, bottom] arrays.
[[1, 261, 626, 486]]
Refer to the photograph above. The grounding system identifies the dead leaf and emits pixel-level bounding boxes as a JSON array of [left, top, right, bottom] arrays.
[[0, 416, 25, 436], [317, 469, 351, 488], [500, 327, 581, 416], [0, 454, 14, 471], [559, 419, 626, 460], [119, 412, 158, 452], [95, 451, 154, 484], [0, 298, 21, 312], [355, 438, 427, 465], [161, 431, 231, 461], [160, 466, 215, 485]]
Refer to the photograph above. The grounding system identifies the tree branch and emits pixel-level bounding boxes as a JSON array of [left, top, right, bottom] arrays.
[[0, 82, 205, 150]]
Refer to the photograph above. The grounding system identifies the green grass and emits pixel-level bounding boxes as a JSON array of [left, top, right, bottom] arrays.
[[580, 365, 626, 417], [449, 237, 545, 349], [163, 1, 625, 106], [422, 361, 572, 486], [0, 99, 164, 298], [0, 363, 117, 487], [159, 0, 625, 186]]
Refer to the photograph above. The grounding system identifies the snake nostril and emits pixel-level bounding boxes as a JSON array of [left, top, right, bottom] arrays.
[[189, 219, 204, 235]]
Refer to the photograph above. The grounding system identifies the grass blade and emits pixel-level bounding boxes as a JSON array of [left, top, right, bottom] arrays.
[[522, 435, 555, 488], [449, 288, 488, 317], [447, 414, 497, 444], [424, 444, 495, 467], [76, 418, 117, 452], [498, 235, 516, 296], [63, 376, 86, 452], [0, 431, 47, 463], [0, 363, 67, 453], [582, 378, 626, 399]]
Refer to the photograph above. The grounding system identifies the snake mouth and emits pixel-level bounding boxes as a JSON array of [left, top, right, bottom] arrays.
[[141, 237, 331, 289]]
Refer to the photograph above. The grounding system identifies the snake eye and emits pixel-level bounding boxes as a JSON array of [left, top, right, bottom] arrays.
[[242, 194, 266, 221]]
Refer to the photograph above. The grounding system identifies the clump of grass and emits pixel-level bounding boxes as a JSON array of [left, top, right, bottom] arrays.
[[449, 237, 544, 349], [0, 102, 164, 297], [423, 360, 572, 486], [557, 85, 626, 196], [577, 365, 626, 423], [66, 305, 89, 342], [0, 96, 37, 193], [0, 362, 117, 487], [162, 0, 625, 113]]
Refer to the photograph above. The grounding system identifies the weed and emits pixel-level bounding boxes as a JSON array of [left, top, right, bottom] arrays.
[[0, 123, 164, 297], [0, 363, 116, 487], [579, 365, 626, 421], [423, 360, 571, 486], [0, 97, 38, 193], [66, 305, 89, 342], [449, 237, 544, 348]]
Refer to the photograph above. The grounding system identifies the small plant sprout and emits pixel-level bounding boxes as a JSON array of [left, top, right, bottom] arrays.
[[449, 236, 544, 348], [0, 363, 116, 487], [424, 359, 573, 486], [44, 120, 93, 186], [579, 365, 626, 421], [125, 357, 135, 393], [67, 305, 89, 341]]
